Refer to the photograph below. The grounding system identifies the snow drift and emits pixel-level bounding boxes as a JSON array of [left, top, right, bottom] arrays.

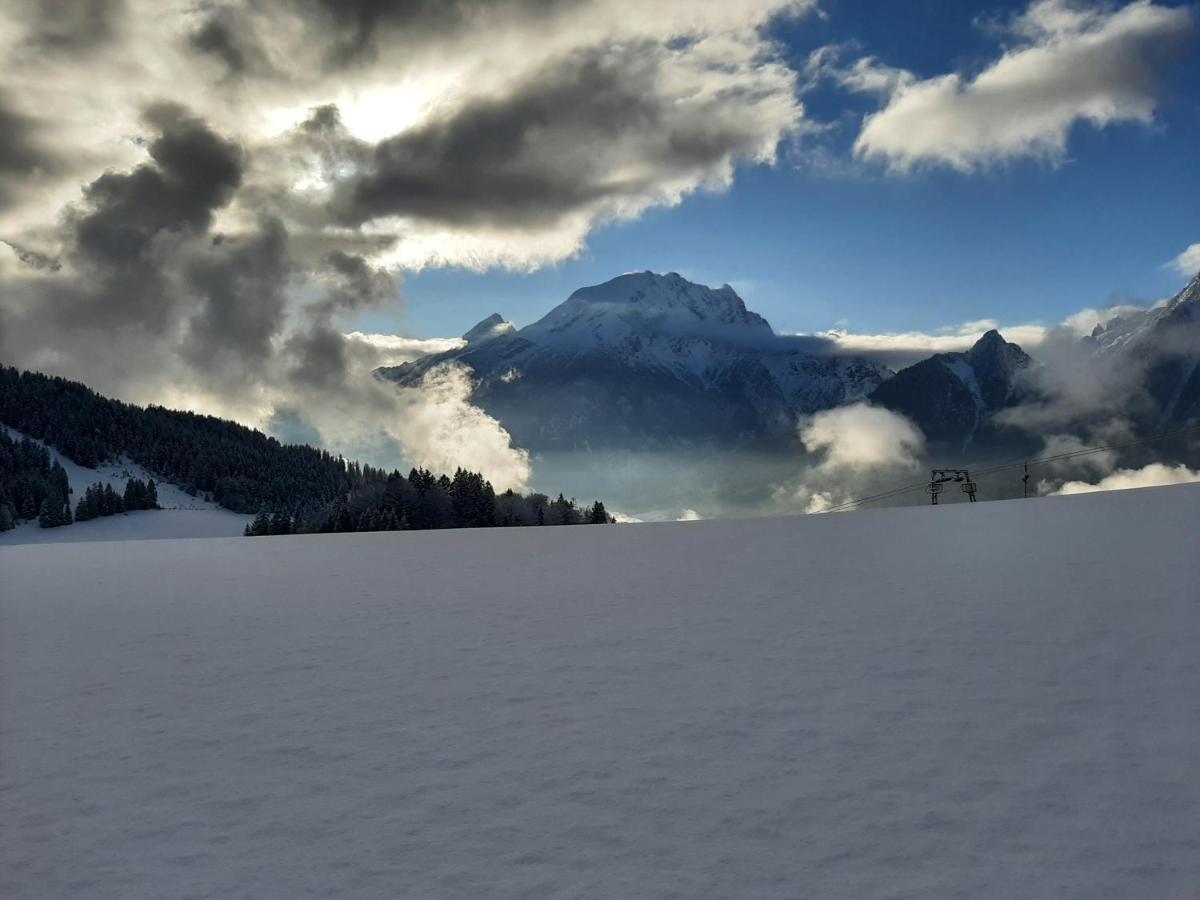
[[2, 484, 1199, 897]]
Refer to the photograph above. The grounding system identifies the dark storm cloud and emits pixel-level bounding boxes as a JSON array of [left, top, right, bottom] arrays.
[[284, 251, 399, 389], [189, 15, 249, 77], [335, 45, 773, 229], [0, 101, 389, 409], [297, 0, 569, 66], [0, 240, 60, 271], [0, 104, 254, 351], [0, 92, 59, 210], [182, 217, 291, 367], [73, 104, 243, 268], [187, 5, 275, 81], [319, 251, 397, 316], [12, 0, 126, 53], [286, 324, 350, 388]]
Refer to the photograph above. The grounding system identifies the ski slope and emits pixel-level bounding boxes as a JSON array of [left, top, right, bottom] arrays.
[[0, 426, 248, 543], [2, 485, 1199, 898]]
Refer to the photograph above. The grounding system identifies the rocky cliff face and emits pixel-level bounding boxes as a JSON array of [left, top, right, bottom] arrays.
[[869, 330, 1033, 451]]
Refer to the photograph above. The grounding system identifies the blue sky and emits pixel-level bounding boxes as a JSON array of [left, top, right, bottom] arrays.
[[363, 0, 1200, 341]]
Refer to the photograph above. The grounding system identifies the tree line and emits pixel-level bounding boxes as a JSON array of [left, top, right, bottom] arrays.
[[0, 429, 71, 530], [74, 478, 160, 523], [245, 466, 611, 535], [1, 366, 612, 535], [0, 366, 360, 514]]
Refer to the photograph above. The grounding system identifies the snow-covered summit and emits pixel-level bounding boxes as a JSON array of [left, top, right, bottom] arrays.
[[462, 313, 515, 344], [522, 272, 773, 348], [1088, 269, 1200, 355]]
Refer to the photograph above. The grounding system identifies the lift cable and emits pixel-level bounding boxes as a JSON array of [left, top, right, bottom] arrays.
[[818, 420, 1200, 515]]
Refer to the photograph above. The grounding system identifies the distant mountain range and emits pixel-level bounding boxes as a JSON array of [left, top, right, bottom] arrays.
[[379, 272, 890, 449], [379, 270, 1200, 456]]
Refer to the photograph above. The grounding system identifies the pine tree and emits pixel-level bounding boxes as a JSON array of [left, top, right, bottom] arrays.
[[249, 509, 271, 536], [124, 478, 144, 510], [101, 483, 124, 516], [38, 487, 68, 528]]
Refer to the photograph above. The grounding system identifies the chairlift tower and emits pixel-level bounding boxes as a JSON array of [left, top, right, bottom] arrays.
[[928, 468, 977, 505]]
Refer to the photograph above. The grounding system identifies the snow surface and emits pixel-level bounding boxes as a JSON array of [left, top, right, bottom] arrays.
[[0, 426, 248, 544], [3, 484, 1199, 898]]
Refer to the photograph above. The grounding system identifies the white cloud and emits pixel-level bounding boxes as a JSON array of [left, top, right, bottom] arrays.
[[1170, 242, 1200, 277], [811, 321, 1048, 368], [770, 480, 847, 514], [1058, 303, 1163, 335], [390, 363, 532, 492], [675, 508, 704, 521], [344, 332, 464, 364], [853, 0, 1193, 171], [799, 402, 925, 473], [800, 297, 1174, 370], [804, 46, 913, 96], [1049, 463, 1200, 495], [611, 511, 645, 524]]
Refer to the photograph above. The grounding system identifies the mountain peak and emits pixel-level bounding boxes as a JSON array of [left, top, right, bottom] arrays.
[[971, 329, 1005, 350], [462, 313, 515, 343], [967, 329, 1029, 366], [1172, 269, 1200, 308], [533, 271, 772, 343]]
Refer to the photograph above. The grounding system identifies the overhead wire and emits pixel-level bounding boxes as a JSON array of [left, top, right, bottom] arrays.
[[818, 420, 1200, 514]]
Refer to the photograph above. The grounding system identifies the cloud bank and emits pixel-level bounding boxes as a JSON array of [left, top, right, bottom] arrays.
[[798, 300, 1157, 370], [0, 0, 811, 272], [1049, 462, 1200, 495]]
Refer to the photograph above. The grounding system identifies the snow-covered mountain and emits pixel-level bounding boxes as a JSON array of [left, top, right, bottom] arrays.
[[868, 271, 1200, 452], [379, 272, 891, 449], [869, 330, 1034, 450], [1085, 270, 1200, 427]]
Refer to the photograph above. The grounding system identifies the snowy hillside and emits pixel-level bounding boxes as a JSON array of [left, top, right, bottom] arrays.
[[0, 426, 248, 543], [378, 272, 891, 449], [3, 484, 1198, 898]]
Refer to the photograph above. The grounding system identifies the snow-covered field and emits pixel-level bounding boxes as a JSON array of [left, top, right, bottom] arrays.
[[2, 485, 1198, 898], [1, 426, 248, 543]]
